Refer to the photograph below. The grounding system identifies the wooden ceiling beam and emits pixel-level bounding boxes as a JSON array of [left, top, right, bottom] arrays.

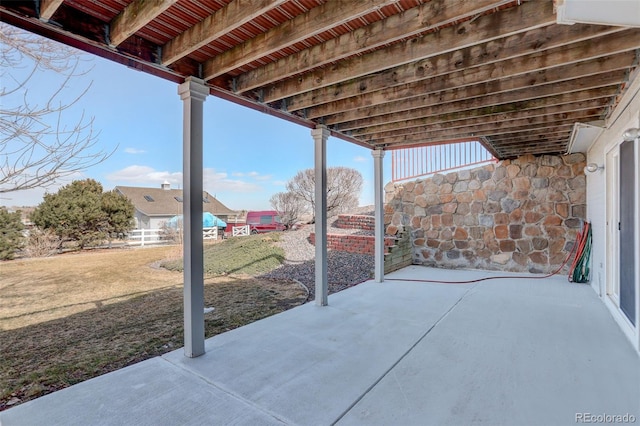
[[235, 0, 514, 93], [497, 143, 571, 156], [486, 124, 575, 139], [203, 0, 397, 80], [285, 24, 622, 113], [491, 139, 570, 149], [162, 0, 288, 65], [319, 50, 634, 124], [261, 0, 555, 103], [372, 109, 600, 144], [489, 132, 573, 144], [381, 125, 574, 151], [368, 115, 599, 146], [487, 130, 572, 144], [341, 73, 623, 134], [39, 0, 63, 20], [361, 98, 609, 141], [110, 0, 177, 47], [349, 86, 616, 138], [314, 34, 636, 121]]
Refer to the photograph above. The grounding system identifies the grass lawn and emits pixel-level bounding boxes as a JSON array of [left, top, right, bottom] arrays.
[[163, 232, 285, 275], [0, 240, 306, 410]]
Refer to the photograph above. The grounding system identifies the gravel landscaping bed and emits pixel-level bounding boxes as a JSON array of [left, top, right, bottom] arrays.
[[258, 218, 375, 300]]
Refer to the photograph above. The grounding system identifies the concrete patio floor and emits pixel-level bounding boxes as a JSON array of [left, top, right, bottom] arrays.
[[2, 266, 639, 426]]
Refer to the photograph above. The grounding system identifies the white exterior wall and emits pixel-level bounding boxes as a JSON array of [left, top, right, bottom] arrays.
[[134, 212, 170, 230], [149, 217, 170, 229], [586, 73, 640, 354]]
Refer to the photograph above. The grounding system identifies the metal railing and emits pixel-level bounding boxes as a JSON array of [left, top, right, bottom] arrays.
[[391, 140, 496, 182]]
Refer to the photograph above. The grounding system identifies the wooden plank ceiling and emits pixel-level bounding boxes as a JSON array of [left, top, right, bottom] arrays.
[[2, 0, 639, 159]]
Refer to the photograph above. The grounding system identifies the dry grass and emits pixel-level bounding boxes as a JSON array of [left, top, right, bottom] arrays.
[[0, 245, 306, 410], [1, 247, 182, 330]]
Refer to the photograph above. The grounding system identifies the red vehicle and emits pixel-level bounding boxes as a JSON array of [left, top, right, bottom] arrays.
[[246, 210, 286, 234]]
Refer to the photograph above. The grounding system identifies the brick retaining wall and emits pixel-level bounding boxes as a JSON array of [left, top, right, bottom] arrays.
[[308, 232, 395, 255], [333, 215, 375, 231]]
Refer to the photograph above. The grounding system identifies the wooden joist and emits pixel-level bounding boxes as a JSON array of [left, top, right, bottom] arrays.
[[203, 0, 398, 80], [261, 0, 556, 103], [110, 0, 177, 47], [234, 0, 514, 93], [162, 0, 288, 65], [2, 0, 638, 155]]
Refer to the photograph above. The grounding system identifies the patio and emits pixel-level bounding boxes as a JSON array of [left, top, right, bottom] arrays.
[[2, 266, 638, 426]]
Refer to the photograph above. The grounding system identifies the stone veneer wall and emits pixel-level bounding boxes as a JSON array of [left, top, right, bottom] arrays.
[[384, 153, 587, 274]]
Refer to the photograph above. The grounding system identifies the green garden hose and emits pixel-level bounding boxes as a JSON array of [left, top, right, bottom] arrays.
[[570, 222, 592, 284]]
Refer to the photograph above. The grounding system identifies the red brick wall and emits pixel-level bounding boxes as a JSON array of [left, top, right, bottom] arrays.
[[308, 233, 395, 255], [333, 215, 375, 231]]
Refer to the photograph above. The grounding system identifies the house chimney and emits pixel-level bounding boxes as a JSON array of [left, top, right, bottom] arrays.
[[161, 180, 171, 190]]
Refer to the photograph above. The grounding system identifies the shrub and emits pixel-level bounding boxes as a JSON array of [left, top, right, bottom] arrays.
[[30, 179, 134, 249], [23, 227, 60, 258], [0, 207, 24, 260]]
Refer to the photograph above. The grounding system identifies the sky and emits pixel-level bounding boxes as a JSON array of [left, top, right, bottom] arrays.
[[2, 29, 392, 211]]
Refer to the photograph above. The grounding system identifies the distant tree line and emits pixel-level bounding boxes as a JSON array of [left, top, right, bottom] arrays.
[[0, 179, 134, 260]]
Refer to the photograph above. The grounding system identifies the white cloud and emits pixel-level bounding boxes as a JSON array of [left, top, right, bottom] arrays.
[[204, 169, 261, 193], [353, 155, 368, 163], [106, 165, 262, 194], [124, 147, 146, 154], [106, 165, 181, 186], [230, 170, 272, 181]]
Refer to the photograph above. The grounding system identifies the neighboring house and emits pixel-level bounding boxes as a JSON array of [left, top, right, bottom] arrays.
[[115, 182, 237, 230]]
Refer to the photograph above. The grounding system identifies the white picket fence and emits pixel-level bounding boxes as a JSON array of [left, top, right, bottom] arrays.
[[232, 225, 250, 237], [202, 227, 219, 240], [127, 227, 219, 246]]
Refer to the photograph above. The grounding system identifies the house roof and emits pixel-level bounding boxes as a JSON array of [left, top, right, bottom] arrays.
[[115, 185, 237, 217], [2, 1, 639, 158]]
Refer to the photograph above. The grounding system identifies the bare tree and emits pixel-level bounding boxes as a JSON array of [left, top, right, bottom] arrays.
[[286, 166, 363, 222], [270, 191, 305, 228], [0, 23, 111, 194]]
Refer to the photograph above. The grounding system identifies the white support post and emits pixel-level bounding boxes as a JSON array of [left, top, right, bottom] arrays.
[[372, 149, 386, 282], [312, 125, 330, 306], [178, 77, 208, 358]]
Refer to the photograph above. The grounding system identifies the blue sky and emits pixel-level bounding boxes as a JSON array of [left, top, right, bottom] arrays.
[[4, 33, 391, 211]]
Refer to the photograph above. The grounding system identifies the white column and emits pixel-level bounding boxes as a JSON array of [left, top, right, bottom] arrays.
[[372, 149, 385, 282], [312, 126, 330, 306], [178, 77, 208, 358]]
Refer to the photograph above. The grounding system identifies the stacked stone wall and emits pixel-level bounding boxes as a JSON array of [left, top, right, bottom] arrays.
[[384, 229, 413, 273], [385, 153, 587, 273]]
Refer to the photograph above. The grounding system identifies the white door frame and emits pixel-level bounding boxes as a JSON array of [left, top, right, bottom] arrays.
[[605, 145, 620, 306]]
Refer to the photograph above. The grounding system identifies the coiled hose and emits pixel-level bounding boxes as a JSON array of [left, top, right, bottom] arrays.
[[569, 221, 592, 284]]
